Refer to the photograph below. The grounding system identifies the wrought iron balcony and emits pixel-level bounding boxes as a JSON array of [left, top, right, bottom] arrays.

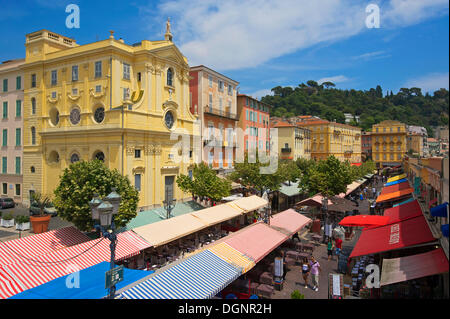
[[281, 147, 292, 153]]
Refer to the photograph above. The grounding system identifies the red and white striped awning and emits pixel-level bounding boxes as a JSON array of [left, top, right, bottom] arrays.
[[0, 230, 151, 299], [0, 226, 91, 267]]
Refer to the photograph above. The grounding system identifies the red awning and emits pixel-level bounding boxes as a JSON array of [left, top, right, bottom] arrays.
[[383, 200, 423, 224], [339, 215, 390, 228], [0, 231, 150, 299], [349, 215, 436, 259], [0, 226, 91, 267], [380, 181, 412, 196], [351, 163, 362, 166], [380, 248, 449, 286], [376, 188, 414, 203]]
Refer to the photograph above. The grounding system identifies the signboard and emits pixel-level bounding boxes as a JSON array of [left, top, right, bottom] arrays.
[[105, 265, 124, 289], [274, 257, 283, 278]]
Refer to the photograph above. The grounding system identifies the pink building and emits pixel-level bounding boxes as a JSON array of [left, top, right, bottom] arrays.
[[0, 59, 24, 202]]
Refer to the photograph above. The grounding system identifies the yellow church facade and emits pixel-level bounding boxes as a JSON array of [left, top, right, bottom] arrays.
[[22, 28, 197, 209]]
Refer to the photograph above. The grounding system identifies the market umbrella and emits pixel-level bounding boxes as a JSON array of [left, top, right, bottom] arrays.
[[338, 215, 390, 228]]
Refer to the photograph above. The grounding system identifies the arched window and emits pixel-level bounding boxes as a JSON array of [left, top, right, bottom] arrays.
[[48, 151, 60, 163], [167, 68, 173, 87], [31, 98, 36, 114], [94, 151, 105, 162], [31, 127, 36, 145]]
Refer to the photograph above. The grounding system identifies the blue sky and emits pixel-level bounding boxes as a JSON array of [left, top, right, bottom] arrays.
[[1, 0, 448, 99]]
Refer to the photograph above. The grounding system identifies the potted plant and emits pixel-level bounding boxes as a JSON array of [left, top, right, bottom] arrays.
[[29, 192, 52, 234], [15, 215, 31, 231], [1, 213, 15, 228]]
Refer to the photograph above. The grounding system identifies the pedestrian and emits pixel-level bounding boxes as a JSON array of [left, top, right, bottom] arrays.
[[372, 186, 377, 199], [280, 251, 287, 281], [301, 257, 310, 288], [335, 236, 343, 258], [309, 256, 321, 292], [327, 237, 334, 261], [359, 193, 364, 201]]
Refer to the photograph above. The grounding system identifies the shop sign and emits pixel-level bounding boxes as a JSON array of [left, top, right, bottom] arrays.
[[389, 224, 400, 245]]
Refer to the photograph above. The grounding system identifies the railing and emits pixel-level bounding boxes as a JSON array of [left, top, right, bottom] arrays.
[[204, 106, 237, 120], [281, 147, 291, 153]]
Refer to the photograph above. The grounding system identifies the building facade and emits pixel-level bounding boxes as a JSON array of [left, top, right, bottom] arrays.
[[295, 116, 361, 163], [236, 94, 271, 155], [0, 59, 24, 203], [270, 120, 311, 161], [361, 131, 372, 161], [22, 28, 196, 209], [189, 65, 238, 171], [407, 132, 424, 157], [371, 120, 407, 167]]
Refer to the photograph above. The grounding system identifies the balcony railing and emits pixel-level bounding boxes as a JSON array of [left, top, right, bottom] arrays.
[[204, 105, 237, 120], [281, 147, 292, 153]]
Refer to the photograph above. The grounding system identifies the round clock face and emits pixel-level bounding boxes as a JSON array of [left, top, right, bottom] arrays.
[[164, 111, 174, 129], [70, 108, 81, 125], [70, 153, 80, 163], [94, 107, 105, 123]]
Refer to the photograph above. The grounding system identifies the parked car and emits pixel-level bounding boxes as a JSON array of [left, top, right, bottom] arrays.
[[0, 198, 16, 209], [29, 201, 58, 216]]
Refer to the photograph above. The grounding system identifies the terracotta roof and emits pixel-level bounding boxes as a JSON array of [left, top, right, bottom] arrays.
[[271, 121, 296, 128]]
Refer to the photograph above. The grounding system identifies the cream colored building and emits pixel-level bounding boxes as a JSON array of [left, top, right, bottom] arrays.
[[371, 120, 407, 167], [270, 120, 311, 161], [22, 27, 196, 209]]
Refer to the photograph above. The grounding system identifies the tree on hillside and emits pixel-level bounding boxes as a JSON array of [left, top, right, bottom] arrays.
[[53, 160, 139, 232]]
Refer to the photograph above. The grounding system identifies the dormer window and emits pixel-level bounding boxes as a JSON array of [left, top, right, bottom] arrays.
[[167, 68, 173, 86]]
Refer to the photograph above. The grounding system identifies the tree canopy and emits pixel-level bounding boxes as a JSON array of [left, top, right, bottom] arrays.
[[261, 82, 449, 136]]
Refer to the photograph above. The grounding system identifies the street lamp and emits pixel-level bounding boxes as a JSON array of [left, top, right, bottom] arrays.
[[90, 188, 121, 299]]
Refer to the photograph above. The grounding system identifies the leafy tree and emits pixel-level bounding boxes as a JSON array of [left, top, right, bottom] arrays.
[[53, 160, 139, 231], [176, 163, 231, 202], [279, 160, 302, 185]]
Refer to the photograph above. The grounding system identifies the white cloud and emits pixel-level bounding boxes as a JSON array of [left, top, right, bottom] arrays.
[[250, 88, 274, 100], [403, 72, 449, 93], [318, 75, 350, 85], [351, 50, 391, 61], [142, 0, 448, 71]]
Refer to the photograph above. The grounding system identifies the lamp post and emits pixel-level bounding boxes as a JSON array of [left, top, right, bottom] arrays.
[[163, 188, 175, 219], [90, 188, 121, 299]]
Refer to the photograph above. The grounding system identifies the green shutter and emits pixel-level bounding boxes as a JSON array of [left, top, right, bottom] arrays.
[[16, 157, 21, 175], [2, 157, 6, 174], [16, 128, 21, 146], [3, 101, 7, 118], [16, 100, 21, 117], [16, 76, 21, 90], [2, 129, 7, 146], [3, 79, 7, 92]]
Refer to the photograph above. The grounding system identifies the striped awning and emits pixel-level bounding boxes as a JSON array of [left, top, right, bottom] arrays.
[[120, 250, 241, 299], [387, 174, 406, 183], [0, 226, 91, 266], [208, 243, 255, 273], [230, 195, 268, 212], [0, 231, 150, 299]]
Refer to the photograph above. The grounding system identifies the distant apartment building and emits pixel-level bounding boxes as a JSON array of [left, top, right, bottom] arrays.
[[428, 138, 441, 156], [371, 120, 407, 167], [236, 94, 271, 154], [293, 116, 361, 164], [189, 65, 238, 171], [344, 113, 359, 124], [407, 125, 428, 156], [434, 126, 449, 142], [0, 59, 24, 203], [361, 131, 372, 161], [270, 119, 311, 161]]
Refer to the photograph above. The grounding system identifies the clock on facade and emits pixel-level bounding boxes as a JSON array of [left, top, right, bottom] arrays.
[[164, 111, 174, 129]]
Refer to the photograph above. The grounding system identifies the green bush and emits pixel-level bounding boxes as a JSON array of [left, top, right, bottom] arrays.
[[16, 215, 30, 224], [291, 290, 305, 299], [1, 213, 14, 221]]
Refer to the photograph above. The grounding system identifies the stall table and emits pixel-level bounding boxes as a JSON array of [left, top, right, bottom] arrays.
[[301, 243, 315, 253], [259, 272, 273, 285], [256, 284, 274, 299]]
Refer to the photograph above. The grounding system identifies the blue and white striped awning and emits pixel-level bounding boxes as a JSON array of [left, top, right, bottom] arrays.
[[120, 250, 241, 299]]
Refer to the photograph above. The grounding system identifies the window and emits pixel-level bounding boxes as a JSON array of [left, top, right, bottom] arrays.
[[94, 151, 105, 162], [123, 63, 130, 80], [70, 153, 80, 163], [94, 107, 105, 123], [137, 72, 141, 82], [390, 153, 394, 160], [166, 68, 173, 86], [228, 84, 233, 95], [16, 76, 21, 90], [15, 184, 20, 196], [2, 129, 7, 146], [72, 65, 78, 81], [15, 128, 21, 146], [123, 87, 130, 100], [218, 80, 224, 92], [383, 153, 387, 160], [72, 88, 78, 96], [209, 94, 213, 108], [397, 154, 402, 160], [135, 149, 141, 158], [69, 108, 81, 125], [95, 61, 102, 78], [398, 127, 401, 132], [2, 183, 6, 194], [2, 157, 6, 174], [14, 100, 21, 118], [30, 166, 35, 173], [209, 75, 213, 87], [219, 97, 222, 111], [135, 174, 141, 191], [51, 70, 57, 85], [2, 79, 7, 92], [3, 101, 7, 119], [31, 74, 36, 88], [31, 127, 36, 145], [188, 170, 193, 180], [15, 157, 20, 175], [95, 85, 101, 93], [31, 98, 36, 114], [246, 110, 248, 120]]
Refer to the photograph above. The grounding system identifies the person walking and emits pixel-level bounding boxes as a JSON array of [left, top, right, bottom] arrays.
[[310, 256, 322, 292], [327, 237, 334, 261], [372, 186, 377, 199], [301, 257, 310, 288], [335, 236, 343, 258]]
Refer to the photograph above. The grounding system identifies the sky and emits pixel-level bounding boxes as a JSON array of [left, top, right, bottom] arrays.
[[0, 0, 448, 99]]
